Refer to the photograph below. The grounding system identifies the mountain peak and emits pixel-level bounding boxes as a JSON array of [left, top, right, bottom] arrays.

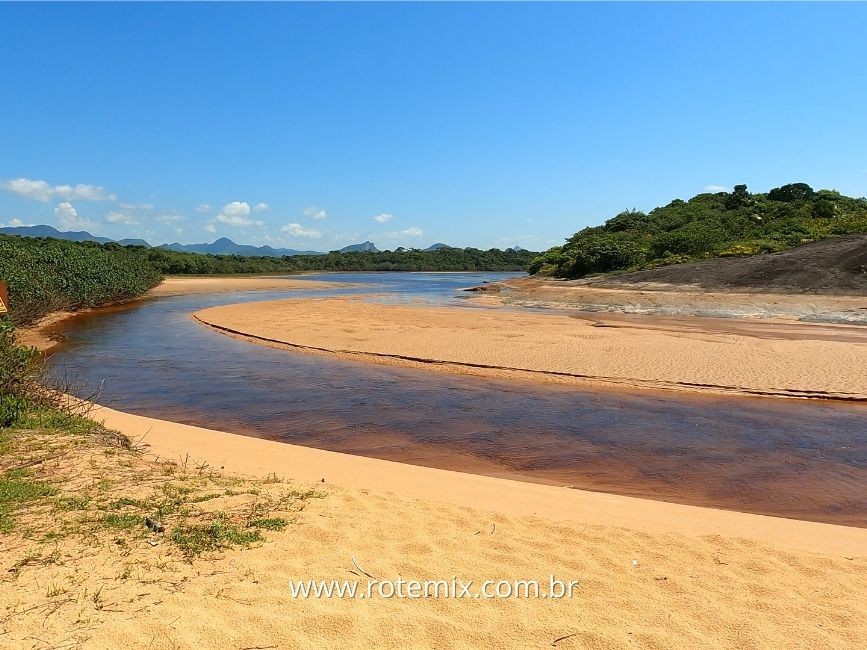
[[339, 241, 379, 253]]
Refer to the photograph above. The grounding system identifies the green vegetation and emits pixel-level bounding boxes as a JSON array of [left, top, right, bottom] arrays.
[[0, 468, 58, 533], [0, 236, 162, 326], [170, 517, 264, 558], [0, 318, 41, 426], [1, 233, 535, 326], [144, 246, 536, 274], [529, 183, 867, 278]]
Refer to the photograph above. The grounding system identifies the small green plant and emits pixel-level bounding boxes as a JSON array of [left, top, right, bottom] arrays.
[[108, 496, 147, 510], [247, 517, 289, 531], [0, 468, 58, 533], [100, 513, 141, 530], [171, 516, 263, 558], [56, 496, 90, 511]]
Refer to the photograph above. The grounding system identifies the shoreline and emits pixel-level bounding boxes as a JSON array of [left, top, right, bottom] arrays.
[[16, 275, 354, 352], [4, 404, 863, 649], [92, 403, 867, 556], [193, 296, 867, 401], [20, 275, 867, 548]]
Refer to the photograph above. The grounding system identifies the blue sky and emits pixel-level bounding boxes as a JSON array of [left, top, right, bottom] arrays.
[[1, 2, 866, 251]]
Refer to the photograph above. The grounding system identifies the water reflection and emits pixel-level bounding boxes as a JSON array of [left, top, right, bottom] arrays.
[[47, 273, 867, 526]]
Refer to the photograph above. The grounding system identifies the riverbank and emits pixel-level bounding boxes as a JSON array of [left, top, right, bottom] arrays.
[[497, 276, 867, 323], [3, 405, 864, 648], [146, 274, 351, 297], [15, 275, 351, 352], [93, 405, 867, 554], [194, 296, 867, 400]]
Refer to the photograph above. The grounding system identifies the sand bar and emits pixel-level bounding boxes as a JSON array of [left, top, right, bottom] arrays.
[[194, 297, 867, 399], [146, 274, 350, 296]]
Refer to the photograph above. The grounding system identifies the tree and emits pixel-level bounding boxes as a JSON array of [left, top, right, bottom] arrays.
[[725, 184, 751, 209], [768, 183, 814, 203], [812, 199, 835, 219], [604, 209, 650, 233]]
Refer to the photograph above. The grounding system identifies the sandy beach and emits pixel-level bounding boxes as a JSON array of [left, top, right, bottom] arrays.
[[2, 406, 865, 648], [146, 275, 350, 296], [194, 296, 867, 400]]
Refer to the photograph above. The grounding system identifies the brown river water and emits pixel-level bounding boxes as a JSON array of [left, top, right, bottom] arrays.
[[45, 273, 867, 526]]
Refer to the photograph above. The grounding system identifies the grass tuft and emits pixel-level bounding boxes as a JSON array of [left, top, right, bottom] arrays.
[[171, 517, 263, 558], [247, 517, 290, 531], [100, 513, 142, 530], [0, 468, 59, 532]]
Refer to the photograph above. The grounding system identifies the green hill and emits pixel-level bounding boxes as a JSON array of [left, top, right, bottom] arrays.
[[529, 183, 867, 278]]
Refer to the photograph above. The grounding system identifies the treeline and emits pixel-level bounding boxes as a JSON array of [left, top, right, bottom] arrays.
[[0, 235, 162, 326], [144, 246, 536, 274], [0, 235, 536, 325], [530, 183, 867, 278]]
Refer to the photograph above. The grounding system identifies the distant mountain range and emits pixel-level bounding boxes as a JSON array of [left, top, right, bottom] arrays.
[[0, 224, 525, 256], [0, 224, 152, 248], [160, 237, 321, 256], [0, 225, 324, 256]]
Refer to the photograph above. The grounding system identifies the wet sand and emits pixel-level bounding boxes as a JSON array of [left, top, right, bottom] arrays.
[[194, 296, 867, 400]]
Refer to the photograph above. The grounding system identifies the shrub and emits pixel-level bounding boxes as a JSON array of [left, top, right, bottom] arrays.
[[0, 236, 162, 326], [533, 183, 867, 278], [0, 319, 41, 427]]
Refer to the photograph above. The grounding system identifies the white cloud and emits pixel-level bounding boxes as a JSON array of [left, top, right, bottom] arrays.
[[1, 177, 116, 202], [303, 206, 327, 220], [196, 203, 211, 213], [216, 201, 254, 227], [704, 185, 730, 193], [280, 222, 321, 238], [54, 201, 94, 229], [204, 223, 216, 233], [218, 214, 254, 226], [380, 226, 424, 240], [119, 202, 154, 210], [55, 184, 116, 201], [373, 213, 393, 224], [105, 211, 138, 225], [155, 213, 185, 223], [3, 178, 53, 202], [254, 202, 270, 212], [0, 218, 28, 228]]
